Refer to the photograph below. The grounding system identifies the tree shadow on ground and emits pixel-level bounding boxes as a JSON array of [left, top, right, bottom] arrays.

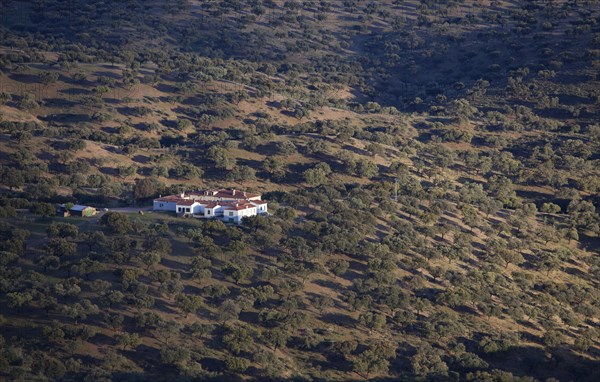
[[481, 345, 600, 382], [319, 312, 354, 328]]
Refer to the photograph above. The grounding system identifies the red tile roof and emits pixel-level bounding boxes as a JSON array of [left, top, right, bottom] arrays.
[[155, 189, 263, 208], [176, 200, 197, 206], [189, 189, 260, 200], [222, 202, 257, 211], [155, 196, 183, 202]]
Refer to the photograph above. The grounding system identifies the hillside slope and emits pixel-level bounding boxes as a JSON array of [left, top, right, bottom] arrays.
[[0, 1, 599, 381]]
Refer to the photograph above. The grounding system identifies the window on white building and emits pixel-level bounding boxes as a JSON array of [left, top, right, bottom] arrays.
[[229, 212, 233, 216]]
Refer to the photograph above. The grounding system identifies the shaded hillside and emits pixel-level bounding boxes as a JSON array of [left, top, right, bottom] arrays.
[[0, 1, 599, 381]]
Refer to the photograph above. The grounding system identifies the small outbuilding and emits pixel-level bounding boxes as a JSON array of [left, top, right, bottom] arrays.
[[70, 205, 97, 217], [56, 205, 71, 217]]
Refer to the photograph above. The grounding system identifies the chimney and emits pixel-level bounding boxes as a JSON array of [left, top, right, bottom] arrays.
[[232, 189, 236, 196], [180, 191, 185, 198]]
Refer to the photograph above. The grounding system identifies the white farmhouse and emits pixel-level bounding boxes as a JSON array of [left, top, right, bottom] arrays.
[[153, 195, 180, 212], [153, 189, 268, 224], [175, 199, 201, 215]]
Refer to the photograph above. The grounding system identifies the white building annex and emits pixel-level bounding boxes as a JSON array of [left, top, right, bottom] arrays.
[[153, 189, 268, 224]]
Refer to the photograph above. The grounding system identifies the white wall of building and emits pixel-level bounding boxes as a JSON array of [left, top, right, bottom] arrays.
[[176, 203, 199, 214], [205, 205, 224, 218], [192, 204, 204, 214], [252, 202, 268, 214], [222, 207, 258, 223], [153, 201, 177, 211]]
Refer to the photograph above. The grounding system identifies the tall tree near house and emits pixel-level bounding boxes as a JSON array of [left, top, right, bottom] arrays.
[[100, 212, 132, 234], [207, 146, 234, 169], [133, 178, 156, 201]]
